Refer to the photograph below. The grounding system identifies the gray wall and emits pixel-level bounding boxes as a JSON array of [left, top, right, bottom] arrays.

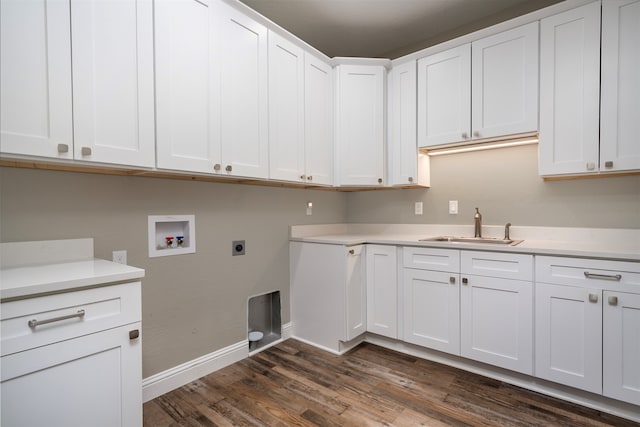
[[1, 146, 639, 377], [0, 167, 347, 377], [348, 144, 640, 229]]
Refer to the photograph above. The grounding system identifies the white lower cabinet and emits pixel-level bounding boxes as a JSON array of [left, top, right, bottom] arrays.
[[366, 245, 397, 338], [402, 247, 460, 354], [460, 251, 534, 375], [535, 255, 640, 405], [1, 282, 142, 427], [290, 242, 365, 353]]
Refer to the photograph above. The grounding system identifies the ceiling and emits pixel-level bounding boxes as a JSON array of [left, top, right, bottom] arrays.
[[238, 0, 562, 59]]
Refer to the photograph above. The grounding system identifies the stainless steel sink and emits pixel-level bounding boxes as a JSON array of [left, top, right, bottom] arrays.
[[420, 236, 523, 246]]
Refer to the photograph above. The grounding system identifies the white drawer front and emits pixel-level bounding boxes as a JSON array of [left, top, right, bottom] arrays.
[[403, 247, 459, 272], [1, 282, 141, 356], [461, 251, 533, 281], [536, 256, 640, 290]]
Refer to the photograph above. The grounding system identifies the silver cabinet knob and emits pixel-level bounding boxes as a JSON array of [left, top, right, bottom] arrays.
[[307, 176, 312, 181], [608, 296, 618, 306], [213, 163, 221, 172], [300, 174, 306, 180], [57, 143, 69, 153], [377, 178, 383, 184], [588, 293, 598, 303], [449, 276, 456, 284], [462, 277, 468, 285], [129, 329, 140, 340], [586, 162, 596, 171], [81, 147, 92, 156], [348, 249, 355, 255], [225, 165, 232, 172], [604, 161, 613, 168], [408, 177, 414, 183], [461, 132, 468, 139], [473, 131, 480, 138]]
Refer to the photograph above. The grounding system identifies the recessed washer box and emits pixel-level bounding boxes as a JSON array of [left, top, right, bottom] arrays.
[[148, 215, 195, 257]]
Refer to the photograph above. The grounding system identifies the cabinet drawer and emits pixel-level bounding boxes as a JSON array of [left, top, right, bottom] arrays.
[[1, 282, 141, 356], [536, 256, 640, 290], [403, 247, 459, 272], [461, 251, 533, 281]]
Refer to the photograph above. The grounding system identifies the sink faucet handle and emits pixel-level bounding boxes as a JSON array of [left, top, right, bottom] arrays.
[[504, 222, 512, 240]]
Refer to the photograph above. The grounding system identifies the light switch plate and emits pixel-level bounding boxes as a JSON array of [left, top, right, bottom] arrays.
[[414, 202, 423, 215], [449, 200, 458, 214]]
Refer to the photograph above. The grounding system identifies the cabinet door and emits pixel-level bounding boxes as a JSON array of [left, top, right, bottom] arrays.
[[268, 31, 305, 182], [0, 0, 73, 159], [535, 283, 602, 394], [471, 22, 538, 140], [403, 269, 460, 355], [460, 275, 533, 374], [71, 0, 155, 167], [216, 1, 268, 178], [389, 61, 429, 187], [366, 245, 397, 338], [155, 0, 219, 173], [539, 2, 601, 176], [600, 0, 640, 173], [603, 291, 640, 405], [336, 64, 385, 186], [304, 53, 334, 186], [1, 323, 142, 427], [345, 245, 366, 340], [417, 44, 471, 147]]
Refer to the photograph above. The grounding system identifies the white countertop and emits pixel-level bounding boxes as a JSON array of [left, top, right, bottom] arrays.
[[0, 259, 145, 300], [0, 239, 145, 300], [289, 224, 640, 261]]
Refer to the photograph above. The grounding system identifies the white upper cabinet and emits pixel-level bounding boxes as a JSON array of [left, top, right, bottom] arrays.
[[304, 53, 334, 186], [417, 44, 471, 147], [539, 2, 602, 176], [71, 0, 155, 167], [335, 64, 385, 186], [155, 0, 219, 174], [215, 0, 269, 179], [600, 0, 640, 173], [0, 0, 73, 159], [1, 0, 154, 167], [388, 61, 429, 187], [418, 22, 538, 149], [471, 22, 539, 140], [268, 31, 305, 182]]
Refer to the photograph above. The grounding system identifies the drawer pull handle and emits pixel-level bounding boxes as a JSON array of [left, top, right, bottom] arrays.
[[28, 309, 85, 329], [584, 272, 622, 281], [462, 277, 468, 285], [588, 293, 598, 303], [449, 276, 456, 284], [129, 329, 140, 340], [608, 296, 618, 306]]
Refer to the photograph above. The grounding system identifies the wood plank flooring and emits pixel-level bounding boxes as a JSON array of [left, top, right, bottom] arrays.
[[144, 339, 638, 426]]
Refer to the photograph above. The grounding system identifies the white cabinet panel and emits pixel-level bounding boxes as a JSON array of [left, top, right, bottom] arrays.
[[600, 0, 640, 173], [268, 31, 305, 182], [304, 53, 334, 186], [539, 2, 601, 176], [366, 245, 397, 338], [1, 323, 141, 427], [389, 61, 429, 187], [460, 275, 533, 375], [336, 64, 385, 186], [535, 283, 602, 394], [471, 22, 538, 140], [346, 245, 366, 340], [603, 291, 640, 405], [404, 269, 460, 355], [0, 0, 72, 159], [417, 44, 471, 147], [216, 1, 268, 179], [155, 0, 218, 173], [71, 0, 155, 167]]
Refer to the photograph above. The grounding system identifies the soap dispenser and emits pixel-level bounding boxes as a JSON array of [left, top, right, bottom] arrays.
[[474, 208, 482, 238]]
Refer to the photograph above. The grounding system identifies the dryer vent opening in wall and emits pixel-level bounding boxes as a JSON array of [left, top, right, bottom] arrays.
[[248, 291, 281, 352]]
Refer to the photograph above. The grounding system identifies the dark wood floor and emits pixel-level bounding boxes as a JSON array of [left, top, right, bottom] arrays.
[[144, 339, 638, 426]]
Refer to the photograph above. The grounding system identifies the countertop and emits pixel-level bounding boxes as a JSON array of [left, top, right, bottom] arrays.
[[289, 224, 640, 262]]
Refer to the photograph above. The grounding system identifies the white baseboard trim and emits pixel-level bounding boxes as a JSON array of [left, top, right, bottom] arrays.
[[143, 322, 292, 402]]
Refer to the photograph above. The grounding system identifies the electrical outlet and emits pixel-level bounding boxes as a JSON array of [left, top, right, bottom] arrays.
[[414, 202, 423, 215], [449, 200, 458, 215], [112, 250, 127, 265], [306, 201, 313, 216]]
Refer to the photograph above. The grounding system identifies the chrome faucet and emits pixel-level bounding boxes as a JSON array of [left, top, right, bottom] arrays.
[[474, 208, 482, 238], [504, 222, 512, 240]]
